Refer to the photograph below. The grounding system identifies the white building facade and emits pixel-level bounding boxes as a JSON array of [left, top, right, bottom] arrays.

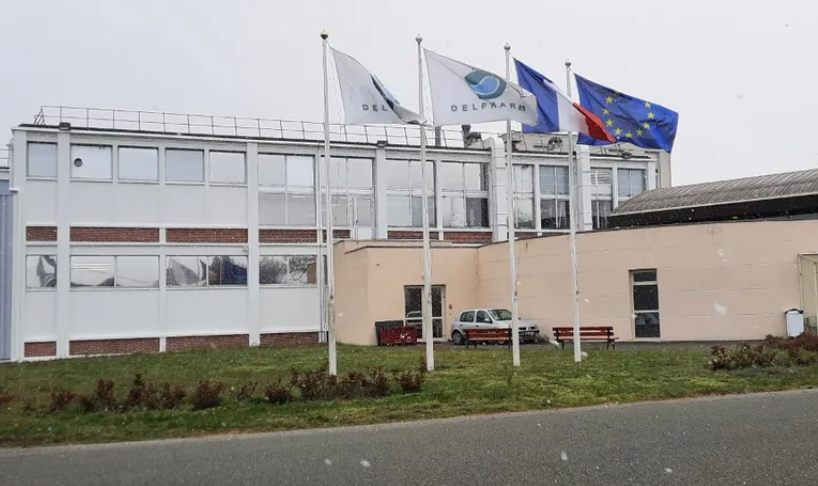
[[1, 107, 660, 361]]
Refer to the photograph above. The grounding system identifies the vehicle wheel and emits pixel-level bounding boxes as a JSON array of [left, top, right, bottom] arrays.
[[451, 331, 466, 346]]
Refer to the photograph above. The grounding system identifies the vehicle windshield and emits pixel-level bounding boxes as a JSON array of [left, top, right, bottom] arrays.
[[489, 309, 512, 321]]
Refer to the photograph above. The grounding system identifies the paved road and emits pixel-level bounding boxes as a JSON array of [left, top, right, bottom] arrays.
[[2, 390, 818, 485]]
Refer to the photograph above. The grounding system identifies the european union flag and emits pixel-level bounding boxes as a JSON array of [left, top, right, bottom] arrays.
[[574, 74, 679, 153]]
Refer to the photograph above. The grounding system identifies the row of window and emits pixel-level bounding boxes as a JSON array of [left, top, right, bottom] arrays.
[[25, 255, 320, 289]]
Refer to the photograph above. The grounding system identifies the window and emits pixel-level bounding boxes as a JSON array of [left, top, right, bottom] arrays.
[[590, 168, 613, 229], [118, 147, 158, 181], [386, 159, 436, 227], [70, 256, 115, 287], [69, 255, 159, 288], [459, 311, 475, 322], [209, 151, 246, 184], [513, 165, 535, 229], [259, 255, 317, 285], [259, 154, 315, 226], [441, 162, 489, 228], [71, 145, 112, 179], [403, 285, 444, 339], [476, 310, 492, 323], [320, 157, 374, 227], [166, 149, 204, 183], [617, 168, 646, 200], [167, 256, 248, 287], [27, 142, 57, 178], [631, 269, 660, 338], [539, 165, 570, 230], [26, 255, 57, 288]]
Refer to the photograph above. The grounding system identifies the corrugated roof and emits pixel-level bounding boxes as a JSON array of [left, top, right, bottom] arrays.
[[613, 168, 818, 215]]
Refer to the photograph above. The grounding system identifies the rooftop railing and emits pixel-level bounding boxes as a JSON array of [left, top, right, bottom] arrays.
[[30, 105, 649, 158]]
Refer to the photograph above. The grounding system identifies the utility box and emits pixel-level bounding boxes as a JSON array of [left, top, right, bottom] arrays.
[[785, 309, 804, 337]]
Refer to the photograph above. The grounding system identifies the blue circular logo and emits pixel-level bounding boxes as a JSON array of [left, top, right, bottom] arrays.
[[464, 69, 507, 100]]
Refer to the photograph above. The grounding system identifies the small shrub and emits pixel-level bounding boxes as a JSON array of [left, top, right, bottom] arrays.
[[79, 379, 117, 413], [191, 381, 224, 410], [0, 392, 13, 407], [264, 377, 293, 405], [151, 383, 186, 410], [123, 374, 149, 409], [290, 364, 328, 401], [397, 371, 425, 394], [49, 389, 76, 412], [369, 368, 390, 397], [338, 371, 370, 399], [231, 380, 258, 401]]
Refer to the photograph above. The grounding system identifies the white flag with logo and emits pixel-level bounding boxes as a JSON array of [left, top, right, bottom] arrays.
[[423, 49, 538, 127], [331, 48, 426, 126]]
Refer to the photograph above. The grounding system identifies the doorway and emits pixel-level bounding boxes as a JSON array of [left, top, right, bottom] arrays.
[[404, 285, 445, 341]]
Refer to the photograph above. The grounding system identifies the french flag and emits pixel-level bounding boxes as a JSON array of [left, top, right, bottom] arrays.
[[514, 59, 615, 143]]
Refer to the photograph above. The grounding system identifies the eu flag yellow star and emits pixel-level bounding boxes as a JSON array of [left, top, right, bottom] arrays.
[[606, 96, 614, 104], [636, 129, 643, 136], [602, 108, 610, 115], [606, 119, 614, 127], [643, 122, 650, 129], [614, 127, 622, 136], [644, 102, 651, 108], [647, 112, 655, 119], [626, 131, 633, 138]]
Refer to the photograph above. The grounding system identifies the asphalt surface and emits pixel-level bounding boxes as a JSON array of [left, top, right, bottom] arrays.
[[2, 390, 818, 486]]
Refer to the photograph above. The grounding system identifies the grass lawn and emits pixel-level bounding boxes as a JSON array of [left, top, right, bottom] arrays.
[[1, 344, 817, 447]]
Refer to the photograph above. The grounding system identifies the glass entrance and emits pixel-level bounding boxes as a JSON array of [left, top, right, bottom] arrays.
[[404, 285, 445, 341]]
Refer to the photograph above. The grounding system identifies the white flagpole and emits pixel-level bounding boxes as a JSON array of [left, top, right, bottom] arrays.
[[565, 60, 582, 363], [416, 35, 434, 372], [321, 30, 338, 376], [505, 43, 521, 367]]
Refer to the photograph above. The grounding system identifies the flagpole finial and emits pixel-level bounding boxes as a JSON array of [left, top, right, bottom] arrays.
[[415, 34, 423, 45], [565, 59, 572, 68], [320, 30, 329, 40], [504, 43, 511, 52]]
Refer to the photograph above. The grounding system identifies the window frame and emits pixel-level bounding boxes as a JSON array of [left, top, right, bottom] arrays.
[[208, 150, 247, 186], [117, 146, 159, 183], [538, 165, 571, 231], [319, 157, 375, 228], [68, 255, 160, 289], [630, 269, 660, 339], [70, 144, 113, 181], [259, 254, 319, 287], [258, 154, 316, 227], [25, 254, 58, 289], [512, 164, 536, 229], [26, 142, 58, 179], [165, 148, 206, 184], [617, 168, 647, 201], [166, 255, 249, 288], [590, 167, 613, 229], [386, 159, 436, 228], [440, 161, 489, 229]]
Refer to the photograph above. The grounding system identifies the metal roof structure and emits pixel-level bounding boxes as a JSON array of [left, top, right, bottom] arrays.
[[613, 168, 818, 216]]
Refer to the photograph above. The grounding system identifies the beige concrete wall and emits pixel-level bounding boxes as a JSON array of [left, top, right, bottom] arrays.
[[334, 241, 480, 345], [478, 220, 818, 341]]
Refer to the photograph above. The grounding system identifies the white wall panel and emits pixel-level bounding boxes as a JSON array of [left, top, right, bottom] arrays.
[[70, 182, 115, 223], [166, 289, 249, 335], [23, 292, 57, 341], [260, 287, 320, 332], [69, 290, 161, 338], [206, 186, 247, 225], [25, 181, 58, 223], [113, 184, 162, 224], [162, 185, 206, 224]]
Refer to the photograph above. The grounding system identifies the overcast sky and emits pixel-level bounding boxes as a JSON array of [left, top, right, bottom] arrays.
[[2, 0, 816, 185]]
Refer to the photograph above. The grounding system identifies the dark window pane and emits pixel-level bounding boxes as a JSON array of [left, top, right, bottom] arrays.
[[433, 318, 443, 338], [633, 284, 659, 311], [26, 255, 57, 288], [259, 256, 288, 285], [541, 199, 570, 230], [460, 311, 475, 322], [476, 311, 491, 323], [633, 270, 657, 282], [432, 286, 443, 317], [592, 200, 613, 229], [288, 255, 317, 285], [208, 256, 248, 286], [466, 197, 489, 228], [404, 287, 422, 317], [634, 312, 660, 338]]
